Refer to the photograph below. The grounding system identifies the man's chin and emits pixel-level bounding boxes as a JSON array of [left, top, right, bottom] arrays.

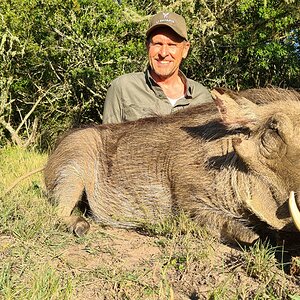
[[153, 69, 175, 79]]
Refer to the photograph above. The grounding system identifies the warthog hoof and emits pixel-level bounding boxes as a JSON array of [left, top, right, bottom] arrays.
[[69, 216, 90, 237]]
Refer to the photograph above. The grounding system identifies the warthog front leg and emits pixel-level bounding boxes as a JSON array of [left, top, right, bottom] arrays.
[[191, 208, 259, 245]]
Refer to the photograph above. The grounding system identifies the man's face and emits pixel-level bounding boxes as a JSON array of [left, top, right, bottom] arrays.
[[147, 27, 190, 80]]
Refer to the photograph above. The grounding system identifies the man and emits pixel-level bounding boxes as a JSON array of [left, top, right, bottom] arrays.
[[102, 11, 213, 124]]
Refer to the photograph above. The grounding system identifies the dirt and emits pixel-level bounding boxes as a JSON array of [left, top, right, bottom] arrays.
[[2, 221, 300, 299], [49, 224, 300, 299], [57, 227, 161, 269]]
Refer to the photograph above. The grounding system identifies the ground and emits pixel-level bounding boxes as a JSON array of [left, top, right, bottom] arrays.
[[1, 147, 300, 299]]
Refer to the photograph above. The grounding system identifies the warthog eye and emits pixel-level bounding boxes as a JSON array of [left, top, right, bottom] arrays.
[[260, 118, 286, 158]]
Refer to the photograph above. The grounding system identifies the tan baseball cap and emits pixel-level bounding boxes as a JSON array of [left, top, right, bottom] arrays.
[[146, 12, 188, 40]]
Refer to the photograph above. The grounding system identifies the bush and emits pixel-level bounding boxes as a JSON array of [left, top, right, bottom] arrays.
[[0, 0, 299, 149], [0, 0, 148, 149]]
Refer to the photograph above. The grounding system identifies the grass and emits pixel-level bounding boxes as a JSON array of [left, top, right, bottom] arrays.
[[1, 146, 300, 299]]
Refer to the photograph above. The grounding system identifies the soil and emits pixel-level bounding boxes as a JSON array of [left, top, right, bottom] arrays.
[[51, 224, 300, 299]]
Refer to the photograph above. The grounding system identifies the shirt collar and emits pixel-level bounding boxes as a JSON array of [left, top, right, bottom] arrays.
[[145, 67, 193, 99]]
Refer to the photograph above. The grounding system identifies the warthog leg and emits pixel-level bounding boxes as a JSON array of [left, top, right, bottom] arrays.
[[192, 209, 259, 245], [54, 176, 90, 237], [57, 207, 90, 237]]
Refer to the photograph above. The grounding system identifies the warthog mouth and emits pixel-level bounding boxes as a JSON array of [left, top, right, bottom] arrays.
[[289, 191, 300, 231]]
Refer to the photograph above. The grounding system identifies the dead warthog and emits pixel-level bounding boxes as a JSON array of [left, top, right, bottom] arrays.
[[44, 88, 300, 245]]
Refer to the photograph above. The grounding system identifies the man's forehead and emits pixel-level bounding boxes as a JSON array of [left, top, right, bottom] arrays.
[[150, 27, 185, 43]]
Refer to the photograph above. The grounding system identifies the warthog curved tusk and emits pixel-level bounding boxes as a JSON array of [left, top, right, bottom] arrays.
[[289, 191, 300, 231]]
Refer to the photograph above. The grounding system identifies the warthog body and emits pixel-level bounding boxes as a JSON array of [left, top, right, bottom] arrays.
[[44, 88, 300, 244]]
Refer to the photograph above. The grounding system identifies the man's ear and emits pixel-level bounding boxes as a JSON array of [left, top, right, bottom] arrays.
[[182, 41, 190, 59]]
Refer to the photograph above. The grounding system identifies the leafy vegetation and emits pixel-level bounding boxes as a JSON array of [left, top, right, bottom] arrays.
[[0, 0, 299, 149]]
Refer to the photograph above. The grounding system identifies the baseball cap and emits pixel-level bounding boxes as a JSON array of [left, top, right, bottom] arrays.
[[146, 12, 188, 40]]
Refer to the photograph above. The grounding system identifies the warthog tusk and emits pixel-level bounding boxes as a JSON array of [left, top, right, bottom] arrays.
[[289, 191, 300, 231]]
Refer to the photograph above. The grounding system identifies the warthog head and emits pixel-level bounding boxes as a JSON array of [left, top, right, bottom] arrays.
[[212, 88, 300, 235]]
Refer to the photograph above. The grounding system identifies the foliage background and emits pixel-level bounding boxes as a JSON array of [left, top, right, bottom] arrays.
[[0, 0, 299, 149]]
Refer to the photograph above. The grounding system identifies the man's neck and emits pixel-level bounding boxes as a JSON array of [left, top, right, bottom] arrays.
[[150, 70, 186, 99], [150, 69, 178, 83]]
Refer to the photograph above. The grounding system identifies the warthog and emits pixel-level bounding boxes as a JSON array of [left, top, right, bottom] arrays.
[[44, 88, 300, 245]]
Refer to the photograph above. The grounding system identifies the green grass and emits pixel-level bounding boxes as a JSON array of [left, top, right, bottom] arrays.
[[1, 146, 300, 299]]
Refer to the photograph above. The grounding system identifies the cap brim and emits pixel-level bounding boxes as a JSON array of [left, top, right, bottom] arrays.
[[146, 24, 186, 40]]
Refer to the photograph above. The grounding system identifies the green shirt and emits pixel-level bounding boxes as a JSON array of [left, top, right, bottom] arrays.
[[102, 68, 213, 124]]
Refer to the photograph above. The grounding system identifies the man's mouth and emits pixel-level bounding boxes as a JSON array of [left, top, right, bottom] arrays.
[[156, 60, 172, 65]]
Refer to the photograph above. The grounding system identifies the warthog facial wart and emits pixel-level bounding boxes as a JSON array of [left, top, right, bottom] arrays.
[[44, 88, 300, 245]]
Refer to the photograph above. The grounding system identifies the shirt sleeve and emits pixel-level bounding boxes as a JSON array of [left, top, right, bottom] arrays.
[[186, 79, 214, 106], [196, 85, 214, 104], [202, 88, 214, 104], [102, 79, 123, 124]]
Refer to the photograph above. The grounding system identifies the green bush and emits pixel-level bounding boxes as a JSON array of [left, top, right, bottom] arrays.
[[0, 0, 299, 149], [0, 0, 148, 149]]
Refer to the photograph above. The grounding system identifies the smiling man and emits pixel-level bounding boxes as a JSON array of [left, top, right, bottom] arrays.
[[102, 12, 213, 124]]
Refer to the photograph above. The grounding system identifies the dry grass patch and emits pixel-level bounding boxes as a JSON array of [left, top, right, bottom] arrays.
[[1, 146, 300, 299]]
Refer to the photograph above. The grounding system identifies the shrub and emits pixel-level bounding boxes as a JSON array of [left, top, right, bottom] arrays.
[[0, 0, 148, 149], [0, 0, 299, 149]]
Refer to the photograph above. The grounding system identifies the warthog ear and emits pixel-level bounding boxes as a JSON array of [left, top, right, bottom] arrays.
[[211, 88, 258, 128]]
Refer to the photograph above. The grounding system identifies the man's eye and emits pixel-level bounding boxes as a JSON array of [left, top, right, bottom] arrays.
[[169, 44, 181, 50]]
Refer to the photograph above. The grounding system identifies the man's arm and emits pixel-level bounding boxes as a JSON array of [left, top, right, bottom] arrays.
[[202, 88, 214, 104], [102, 79, 123, 124], [191, 84, 214, 106]]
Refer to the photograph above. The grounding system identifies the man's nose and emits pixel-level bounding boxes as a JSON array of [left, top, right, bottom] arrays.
[[159, 44, 169, 57]]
